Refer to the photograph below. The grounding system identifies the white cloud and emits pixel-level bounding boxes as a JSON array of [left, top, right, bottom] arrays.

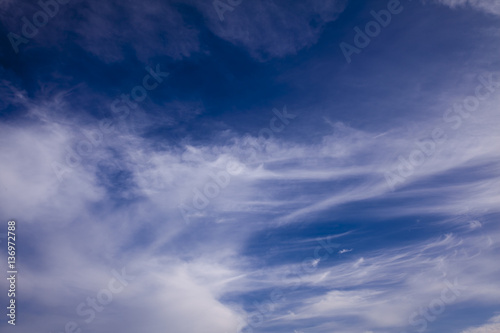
[[1, 67, 500, 332], [461, 315, 500, 333], [191, 0, 348, 60], [432, 0, 500, 16]]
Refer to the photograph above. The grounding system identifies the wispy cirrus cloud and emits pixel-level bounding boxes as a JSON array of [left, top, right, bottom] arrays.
[[432, 0, 500, 16], [1, 1, 500, 332], [1, 82, 499, 331], [191, 0, 348, 60], [461, 315, 500, 333]]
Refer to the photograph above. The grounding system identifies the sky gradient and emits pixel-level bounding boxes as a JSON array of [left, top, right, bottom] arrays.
[[0, 0, 500, 332]]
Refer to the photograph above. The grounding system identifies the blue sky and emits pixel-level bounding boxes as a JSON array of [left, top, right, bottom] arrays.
[[0, 0, 500, 332]]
